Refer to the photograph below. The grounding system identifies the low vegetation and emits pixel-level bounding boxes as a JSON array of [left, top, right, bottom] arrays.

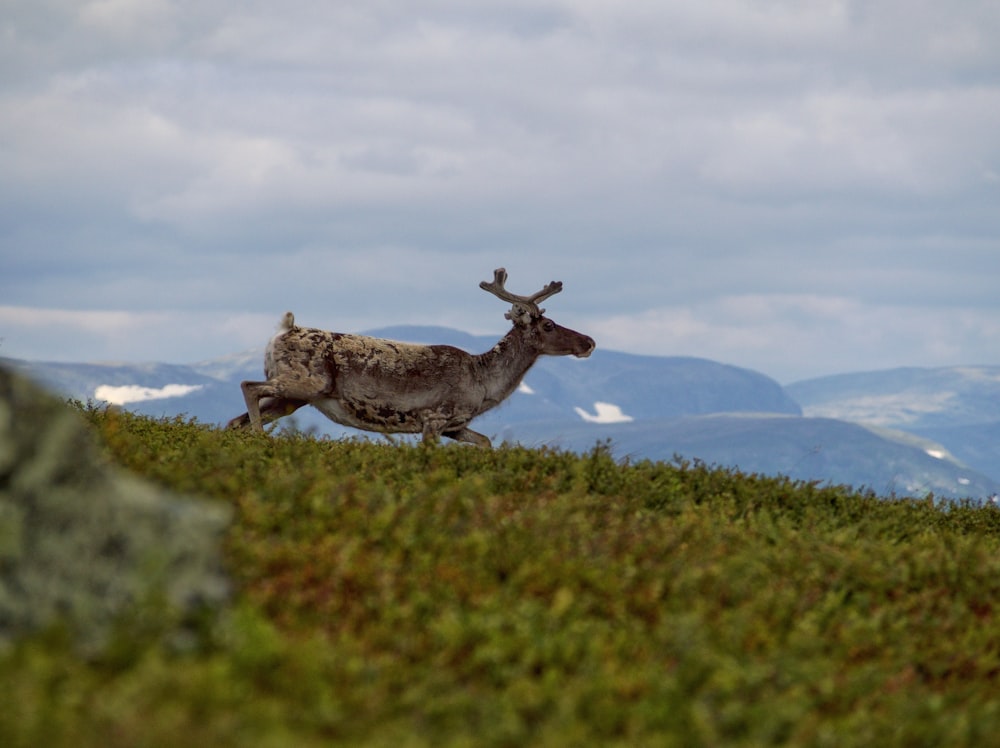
[[4, 406, 1000, 746]]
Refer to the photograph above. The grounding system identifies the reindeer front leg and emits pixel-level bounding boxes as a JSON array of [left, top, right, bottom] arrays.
[[420, 414, 448, 444], [420, 409, 492, 447]]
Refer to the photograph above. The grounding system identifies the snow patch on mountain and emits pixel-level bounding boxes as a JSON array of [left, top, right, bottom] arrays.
[[574, 402, 634, 424], [95, 383, 205, 405]]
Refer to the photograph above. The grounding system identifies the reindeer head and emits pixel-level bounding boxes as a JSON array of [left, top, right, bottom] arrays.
[[480, 268, 596, 358]]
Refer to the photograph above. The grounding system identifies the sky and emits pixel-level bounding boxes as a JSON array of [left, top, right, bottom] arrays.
[[1, 0, 998, 383]]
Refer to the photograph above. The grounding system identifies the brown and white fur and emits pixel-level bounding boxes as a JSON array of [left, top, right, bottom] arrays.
[[227, 269, 595, 446]]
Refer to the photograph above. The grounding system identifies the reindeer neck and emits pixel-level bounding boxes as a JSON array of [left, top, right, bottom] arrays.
[[474, 326, 541, 408]]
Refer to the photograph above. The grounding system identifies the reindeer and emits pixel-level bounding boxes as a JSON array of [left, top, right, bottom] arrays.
[[227, 268, 595, 446]]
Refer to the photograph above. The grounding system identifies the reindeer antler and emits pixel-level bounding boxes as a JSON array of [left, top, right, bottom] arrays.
[[480, 267, 563, 325]]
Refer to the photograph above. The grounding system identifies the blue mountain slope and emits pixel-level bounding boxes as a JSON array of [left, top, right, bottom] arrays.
[[4, 330, 996, 499], [787, 366, 1000, 486], [495, 414, 1000, 500], [0, 358, 220, 397], [890, 421, 1000, 486], [787, 366, 1000, 429], [531, 350, 800, 418]]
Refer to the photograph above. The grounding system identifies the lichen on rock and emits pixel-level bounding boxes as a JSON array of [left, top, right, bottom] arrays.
[[0, 365, 231, 652]]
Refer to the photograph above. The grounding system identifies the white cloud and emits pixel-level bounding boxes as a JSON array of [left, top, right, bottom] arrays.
[[700, 87, 1000, 196], [0, 305, 275, 363], [587, 295, 1000, 382], [79, 0, 176, 37], [0, 305, 153, 335], [1, 1, 999, 379], [4, 0, 998, 236]]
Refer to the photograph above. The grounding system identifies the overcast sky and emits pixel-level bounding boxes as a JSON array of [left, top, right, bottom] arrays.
[[1, 0, 998, 383]]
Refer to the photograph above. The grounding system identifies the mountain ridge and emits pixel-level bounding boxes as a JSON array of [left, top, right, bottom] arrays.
[[4, 327, 997, 500]]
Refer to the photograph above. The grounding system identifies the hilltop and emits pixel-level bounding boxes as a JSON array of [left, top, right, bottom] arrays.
[[4, 406, 1000, 746]]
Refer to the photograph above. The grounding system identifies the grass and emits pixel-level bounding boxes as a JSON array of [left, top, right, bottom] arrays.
[[4, 405, 1000, 746]]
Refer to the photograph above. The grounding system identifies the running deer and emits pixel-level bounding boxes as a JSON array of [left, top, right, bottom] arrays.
[[227, 268, 595, 446]]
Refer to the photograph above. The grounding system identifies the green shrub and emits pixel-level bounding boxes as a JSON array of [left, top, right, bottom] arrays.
[[4, 405, 1000, 746]]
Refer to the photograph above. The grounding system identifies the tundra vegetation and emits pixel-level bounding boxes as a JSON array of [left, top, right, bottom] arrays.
[[4, 405, 1000, 747]]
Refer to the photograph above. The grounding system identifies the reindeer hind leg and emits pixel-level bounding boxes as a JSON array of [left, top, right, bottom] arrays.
[[227, 396, 308, 430], [240, 380, 279, 432], [443, 427, 492, 448]]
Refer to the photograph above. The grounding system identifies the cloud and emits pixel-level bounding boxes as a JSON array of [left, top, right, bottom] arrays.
[[0, 305, 275, 363], [5, 2, 999, 238], [79, 0, 177, 39], [1, 1, 999, 380], [587, 295, 1000, 382], [700, 87, 1000, 197]]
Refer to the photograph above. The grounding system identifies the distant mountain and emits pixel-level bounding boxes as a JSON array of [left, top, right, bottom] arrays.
[[787, 367, 1000, 487], [1, 356, 247, 427], [786, 367, 1000, 428], [1, 358, 220, 397], [4, 332, 997, 501], [491, 414, 998, 500]]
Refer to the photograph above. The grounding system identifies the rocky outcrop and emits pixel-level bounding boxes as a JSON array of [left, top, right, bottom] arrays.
[[0, 365, 230, 652]]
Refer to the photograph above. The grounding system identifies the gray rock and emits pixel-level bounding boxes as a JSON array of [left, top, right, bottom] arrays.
[[0, 365, 230, 652]]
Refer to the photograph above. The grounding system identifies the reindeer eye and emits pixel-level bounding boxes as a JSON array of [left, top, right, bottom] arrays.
[[542, 320, 555, 332]]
